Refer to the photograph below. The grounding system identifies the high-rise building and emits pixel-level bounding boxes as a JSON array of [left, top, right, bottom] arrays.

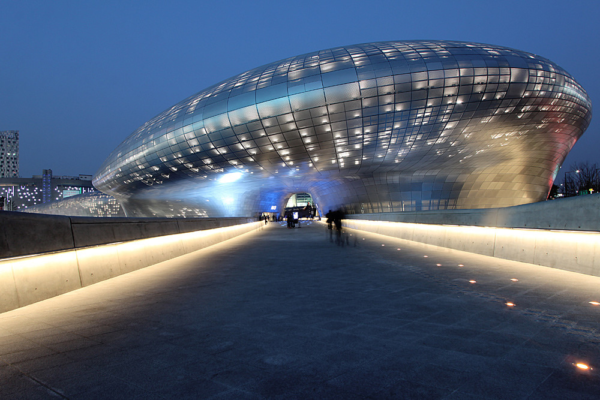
[[0, 131, 19, 178], [42, 169, 52, 203]]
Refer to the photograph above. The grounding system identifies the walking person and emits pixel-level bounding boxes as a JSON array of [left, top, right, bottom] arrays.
[[334, 210, 343, 246], [325, 210, 333, 242]]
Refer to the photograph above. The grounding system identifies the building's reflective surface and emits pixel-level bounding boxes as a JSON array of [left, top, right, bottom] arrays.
[[94, 41, 592, 217], [24, 191, 125, 217]]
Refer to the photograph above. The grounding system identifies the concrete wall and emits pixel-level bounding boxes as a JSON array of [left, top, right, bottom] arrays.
[[344, 196, 600, 278], [1, 212, 255, 259], [347, 195, 600, 231], [0, 220, 263, 313], [0, 212, 262, 313]]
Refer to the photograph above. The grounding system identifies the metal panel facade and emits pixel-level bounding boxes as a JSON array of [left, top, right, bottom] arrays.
[[94, 41, 592, 217]]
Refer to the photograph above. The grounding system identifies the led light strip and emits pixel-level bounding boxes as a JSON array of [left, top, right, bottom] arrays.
[[0, 221, 263, 314], [344, 219, 600, 277]]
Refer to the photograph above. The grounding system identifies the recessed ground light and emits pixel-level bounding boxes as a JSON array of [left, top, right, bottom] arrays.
[[589, 301, 600, 306], [505, 302, 515, 307], [575, 363, 590, 370], [511, 278, 519, 282], [382, 244, 385, 246], [424, 255, 428, 258], [469, 280, 476, 284], [436, 264, 442, 267], [458, 264, 464, 267], [397, 248, 401, 251]]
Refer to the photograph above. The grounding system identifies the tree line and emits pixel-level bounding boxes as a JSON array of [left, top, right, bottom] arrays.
[[553, 161, 600, 198]]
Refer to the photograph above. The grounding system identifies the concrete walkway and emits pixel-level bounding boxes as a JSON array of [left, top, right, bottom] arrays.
[[1, 221, 600, 399]]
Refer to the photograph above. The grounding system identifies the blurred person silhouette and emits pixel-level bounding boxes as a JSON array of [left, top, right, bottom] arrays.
[[325, 210, 333, 242], [333, 209, 346, 246]]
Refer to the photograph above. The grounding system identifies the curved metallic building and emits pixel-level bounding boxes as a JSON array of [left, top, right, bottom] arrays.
[[24, 192, 126, 217], [94, 41, 592, 217]]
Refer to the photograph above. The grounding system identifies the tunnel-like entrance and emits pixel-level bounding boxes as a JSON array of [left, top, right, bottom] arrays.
[[284, 192, 317, 219]]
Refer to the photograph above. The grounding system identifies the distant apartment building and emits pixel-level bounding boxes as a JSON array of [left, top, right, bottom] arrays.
[[0, 130, 19, 178], [0, 169, 96, 211]]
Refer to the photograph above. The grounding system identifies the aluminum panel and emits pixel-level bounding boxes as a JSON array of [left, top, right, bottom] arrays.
[[94, 41, 592, 218]]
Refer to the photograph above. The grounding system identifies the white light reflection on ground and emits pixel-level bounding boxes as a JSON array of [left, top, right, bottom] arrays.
[[1, 223, 600, 397]]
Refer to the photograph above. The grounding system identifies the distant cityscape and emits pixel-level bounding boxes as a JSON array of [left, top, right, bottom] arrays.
[[0, 130, 124, 217]]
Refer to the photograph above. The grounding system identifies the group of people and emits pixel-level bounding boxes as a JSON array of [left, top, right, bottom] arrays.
[[286, 213, 299, 228], [259, 214, 279, 224], [260, 208, 352, 245], [260, 212, 300, 228]]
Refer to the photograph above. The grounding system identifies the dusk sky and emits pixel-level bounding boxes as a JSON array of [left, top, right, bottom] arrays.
[[1, 0, 598, 184]]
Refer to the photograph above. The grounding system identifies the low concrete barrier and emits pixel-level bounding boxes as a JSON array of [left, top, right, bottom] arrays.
[[0, 212, 255, 259], [344, 196, 600, 278], [0, 213, 263, 313], [346, 194, 600, 231]]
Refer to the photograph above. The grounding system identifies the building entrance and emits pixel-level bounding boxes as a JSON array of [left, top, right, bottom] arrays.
[[284, 193, 317, 219]]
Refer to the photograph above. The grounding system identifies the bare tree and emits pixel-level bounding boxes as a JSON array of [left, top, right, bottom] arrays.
[[561, 161, 600, 196]]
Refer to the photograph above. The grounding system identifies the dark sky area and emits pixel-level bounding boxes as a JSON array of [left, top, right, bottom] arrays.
[[1, 0, 598, 184]]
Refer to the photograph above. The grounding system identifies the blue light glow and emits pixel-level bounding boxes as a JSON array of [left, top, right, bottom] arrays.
[[219, 172, 243, 183]]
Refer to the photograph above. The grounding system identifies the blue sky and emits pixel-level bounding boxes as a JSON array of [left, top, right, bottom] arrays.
[[1, 0, 598, 182]]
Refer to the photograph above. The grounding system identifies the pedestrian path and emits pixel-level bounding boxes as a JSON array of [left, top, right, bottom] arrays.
[[1, 221, 599, 399]]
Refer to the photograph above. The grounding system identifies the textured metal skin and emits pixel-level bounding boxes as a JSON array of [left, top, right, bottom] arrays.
[[24, 192, 126, 217], [94, 41, 592, 217]]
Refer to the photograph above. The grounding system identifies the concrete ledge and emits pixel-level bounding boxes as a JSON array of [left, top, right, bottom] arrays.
[[0, 213, 255, 259], [347, 195, 600, 232], [70, 219, 182, 248], [10, 252, 82, 310], [0, 221, 263, 313], [344, 219, 600, 278], [0, 213, 75, 257]]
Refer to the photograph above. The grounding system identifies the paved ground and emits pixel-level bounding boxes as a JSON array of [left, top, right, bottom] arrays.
[[1, 221, 600, 399]]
